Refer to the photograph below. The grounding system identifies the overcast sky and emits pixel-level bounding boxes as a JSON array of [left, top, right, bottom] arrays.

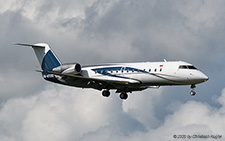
[[1, 0, 225, 140]]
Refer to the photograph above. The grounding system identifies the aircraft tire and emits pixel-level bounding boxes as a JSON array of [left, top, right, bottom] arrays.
[[102, 90, 110, 97], [120, 92, 128, 100], [190, 90, 196, 96]]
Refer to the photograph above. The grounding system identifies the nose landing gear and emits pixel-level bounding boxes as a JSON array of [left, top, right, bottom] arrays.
[[190, 84, 196, 96]]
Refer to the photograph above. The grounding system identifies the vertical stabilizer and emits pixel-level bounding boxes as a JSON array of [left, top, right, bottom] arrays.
[[16, 43, 62, 71]]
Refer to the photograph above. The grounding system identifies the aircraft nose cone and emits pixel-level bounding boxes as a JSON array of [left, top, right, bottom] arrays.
[[200, 73, 209, 82], [204, 75, 209, 82]]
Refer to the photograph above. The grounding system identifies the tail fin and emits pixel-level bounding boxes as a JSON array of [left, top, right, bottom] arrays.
[[16, 43, 62, 71]]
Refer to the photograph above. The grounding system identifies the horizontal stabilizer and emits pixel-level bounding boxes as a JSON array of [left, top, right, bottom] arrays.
[[14, 43, 45, 48]]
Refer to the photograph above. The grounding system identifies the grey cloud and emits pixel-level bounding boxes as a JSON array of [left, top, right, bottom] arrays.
[[0, 86, 225, 141], [0, 10, 47, 99], [79, 0, 225, 63], [0, 70, 43, 100], [0, 86, 145, 141]]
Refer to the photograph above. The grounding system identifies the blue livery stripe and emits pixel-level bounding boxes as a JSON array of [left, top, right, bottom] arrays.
[[91, 67, 146, 82], [41, 50, 61, 71]]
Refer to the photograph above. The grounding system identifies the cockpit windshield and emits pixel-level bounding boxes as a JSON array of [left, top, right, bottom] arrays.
[[179, 65, 198, 70]]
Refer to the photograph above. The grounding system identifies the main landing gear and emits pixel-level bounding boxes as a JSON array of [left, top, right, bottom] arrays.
[[102, 90, 110, 97], [119, 92, 128, 100], [190, 84, 196, 96], [102, 90, 128, 100]]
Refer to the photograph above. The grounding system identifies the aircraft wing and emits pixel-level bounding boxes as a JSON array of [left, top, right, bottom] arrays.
[[39, 70, 141, 90]]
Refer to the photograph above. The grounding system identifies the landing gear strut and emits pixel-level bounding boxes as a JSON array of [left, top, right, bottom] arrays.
[[190, 84, 196, 96], [102, 90, 110, 97], [119, 92, 128, 100]]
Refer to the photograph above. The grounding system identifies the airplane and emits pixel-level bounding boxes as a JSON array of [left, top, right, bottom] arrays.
[[16, 43, 209, 100]]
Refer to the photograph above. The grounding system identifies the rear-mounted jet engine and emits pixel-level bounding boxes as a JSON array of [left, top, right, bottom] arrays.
[[53, 63, 81, 75]]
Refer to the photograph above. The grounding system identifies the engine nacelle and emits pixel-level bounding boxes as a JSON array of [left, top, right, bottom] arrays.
[[53, 63, 81, 75]]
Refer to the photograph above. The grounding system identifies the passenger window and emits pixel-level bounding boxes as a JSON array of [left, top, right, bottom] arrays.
[[160, 68, 162, 72], [149, 69, 151, 72], [155, 69, 157, 72]]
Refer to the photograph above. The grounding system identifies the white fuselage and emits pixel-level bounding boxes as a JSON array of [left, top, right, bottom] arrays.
[[56, 61, 208, 89]]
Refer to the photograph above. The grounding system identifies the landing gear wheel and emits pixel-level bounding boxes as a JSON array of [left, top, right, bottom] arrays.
[[190, 90, 196, 96], [102, 90, 110, 97], [119, 92, 128, 100], [190, 84, 196, 96]]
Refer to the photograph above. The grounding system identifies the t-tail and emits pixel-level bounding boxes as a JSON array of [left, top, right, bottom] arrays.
[[15, 43, 62, 72]]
